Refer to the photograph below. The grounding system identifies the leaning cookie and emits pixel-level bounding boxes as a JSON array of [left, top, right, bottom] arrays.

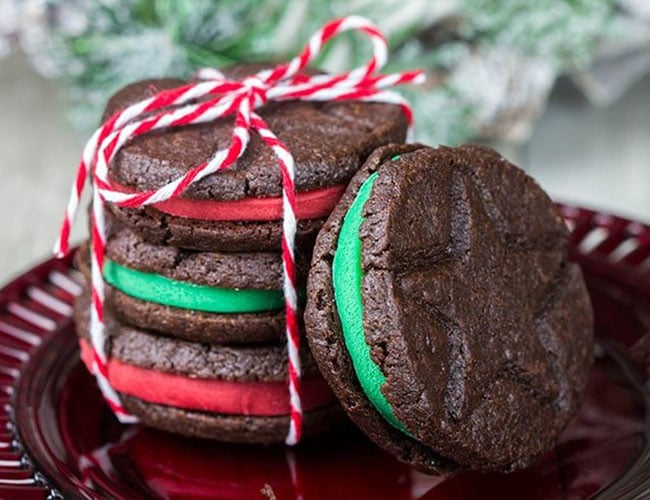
[[74, 291, 344, 443], [104, 71, 408, 252], [304, 143, 593, 473]]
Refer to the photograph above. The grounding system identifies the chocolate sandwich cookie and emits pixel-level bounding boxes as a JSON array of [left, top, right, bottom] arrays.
[[102, 72, 408, 252], [305, 144, 593, 473], [75, 220, 310, 344], [74, 291, 344, 443]]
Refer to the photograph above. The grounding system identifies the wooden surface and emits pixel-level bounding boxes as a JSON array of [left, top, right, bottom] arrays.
[[0, 51, 649, 284]]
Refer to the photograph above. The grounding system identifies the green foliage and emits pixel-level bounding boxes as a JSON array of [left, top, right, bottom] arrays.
[[462, 0, 615, 68], [37, 0, 315, 131], [23, 0, 616, 143]]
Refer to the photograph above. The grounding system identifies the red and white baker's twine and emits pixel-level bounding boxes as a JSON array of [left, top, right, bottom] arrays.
[[55, 16, 424, 445]]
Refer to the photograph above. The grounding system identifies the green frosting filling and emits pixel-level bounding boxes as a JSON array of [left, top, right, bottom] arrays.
[[103, 260, 286, 314], [332, 172, 409, 434]]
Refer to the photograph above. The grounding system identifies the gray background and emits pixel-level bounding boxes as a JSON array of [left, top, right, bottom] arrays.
[[1, 51, 649, 284]]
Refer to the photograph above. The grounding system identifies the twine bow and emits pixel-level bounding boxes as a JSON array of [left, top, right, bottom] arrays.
[[55, 15, 425, 445]]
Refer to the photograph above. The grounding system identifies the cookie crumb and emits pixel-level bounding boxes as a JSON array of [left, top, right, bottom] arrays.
[[260, 484, 277, 499]]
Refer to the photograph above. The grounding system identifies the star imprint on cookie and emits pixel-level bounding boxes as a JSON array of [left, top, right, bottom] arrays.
[[360, 146, 592, 468]]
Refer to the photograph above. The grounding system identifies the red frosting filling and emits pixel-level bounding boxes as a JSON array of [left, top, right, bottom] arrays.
[[79, 340, 335, 416], [110, 182, 346, 221]]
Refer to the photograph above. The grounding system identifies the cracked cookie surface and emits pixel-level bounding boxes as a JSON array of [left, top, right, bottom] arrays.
[[305, 143, 593, 474]]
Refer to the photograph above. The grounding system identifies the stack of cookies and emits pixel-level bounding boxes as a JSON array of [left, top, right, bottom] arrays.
[[72, 70, 594, 474], [74, 74, 408, 443]]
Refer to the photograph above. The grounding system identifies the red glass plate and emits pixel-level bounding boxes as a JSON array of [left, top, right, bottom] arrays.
[[0, 205, 648, 499]]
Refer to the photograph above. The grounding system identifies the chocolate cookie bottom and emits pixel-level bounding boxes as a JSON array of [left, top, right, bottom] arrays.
[[110, 288, 286, 344], [110, 204, 327, 253], [122, 396, 347, 444]]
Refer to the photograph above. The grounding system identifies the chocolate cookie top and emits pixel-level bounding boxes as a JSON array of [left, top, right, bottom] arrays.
[[103, 71, 408, 201], [105, 221, 311, 289], [305, 143, 593, 473]]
